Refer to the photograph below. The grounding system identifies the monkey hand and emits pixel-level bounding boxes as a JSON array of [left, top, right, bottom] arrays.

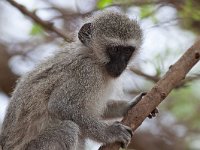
[[106, 121, 133, 148], [129, 92, 159, 118], [148, 107, 159, 118], [128, 92, 146, 107]]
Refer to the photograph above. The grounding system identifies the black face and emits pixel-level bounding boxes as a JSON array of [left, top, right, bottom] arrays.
[[105, 45, 135, 77]]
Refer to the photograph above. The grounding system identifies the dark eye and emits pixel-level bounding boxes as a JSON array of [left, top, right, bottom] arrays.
[[125, 46, 135, 55], [107, 46, 118, 56], [129, 46, 136, 51], [111, 47, 118, 54]]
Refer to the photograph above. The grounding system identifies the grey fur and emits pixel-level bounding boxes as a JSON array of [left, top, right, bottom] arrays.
[[0, 11, 143, 150]]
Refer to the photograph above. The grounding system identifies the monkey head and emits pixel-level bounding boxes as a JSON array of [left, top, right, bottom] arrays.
[[78, 11, 143, 77]]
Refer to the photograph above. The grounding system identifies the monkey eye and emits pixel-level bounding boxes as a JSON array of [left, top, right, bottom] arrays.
[[107, 46, 135, 57], [124, 46, 135, 55], [107, 46, 118, 56], [128, 46, 136, 51], [111, 47, 118, 54]]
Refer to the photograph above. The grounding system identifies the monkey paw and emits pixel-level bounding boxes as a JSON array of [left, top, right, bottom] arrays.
[[148, 107, 159, 119], [134, 92, 159, 119], [107, 121, 133, 148]]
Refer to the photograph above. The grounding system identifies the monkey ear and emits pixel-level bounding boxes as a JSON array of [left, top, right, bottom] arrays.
[[78, 23, 92, 46]]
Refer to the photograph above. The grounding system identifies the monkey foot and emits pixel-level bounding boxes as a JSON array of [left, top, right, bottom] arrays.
[[148, 108, 159, 119]]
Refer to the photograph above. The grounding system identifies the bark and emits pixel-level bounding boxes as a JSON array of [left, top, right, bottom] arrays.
[[99, 39, 200, 150]]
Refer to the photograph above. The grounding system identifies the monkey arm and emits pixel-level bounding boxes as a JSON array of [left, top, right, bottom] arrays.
[[102, 101, 130, 119], [48, 89, 132, 145], [102, 93, 145, 119], [102, 93, 157, 119], [48, 97, 125, 144], [47, 88, 109, 143], [72, 114, 110, 142]]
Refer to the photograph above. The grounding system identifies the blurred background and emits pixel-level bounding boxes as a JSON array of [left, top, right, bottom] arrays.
[[0, 0, 200, 149]]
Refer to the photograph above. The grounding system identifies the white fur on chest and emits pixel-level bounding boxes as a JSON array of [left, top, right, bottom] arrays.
[[91, 78, 121, 117]]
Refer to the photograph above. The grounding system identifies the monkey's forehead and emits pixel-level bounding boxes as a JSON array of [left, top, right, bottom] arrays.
[[92, 12, 142, 40]]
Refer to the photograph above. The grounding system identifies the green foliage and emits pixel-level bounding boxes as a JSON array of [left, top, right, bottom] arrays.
[[151, 48, 182, 76], [154, 54, 163, 76], [181, 0, 200, 21], [152, 49, 171, 76], [140, 5, 154, 19], [150, 15, 159, 24], [97, 0, 113, 9], [140, 5, 158, 24], [30, 23, 44, 36], [178, 0, 200, 33], [169, 85, 199, 123]]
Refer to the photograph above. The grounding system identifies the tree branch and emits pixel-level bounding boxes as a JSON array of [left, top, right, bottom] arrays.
[[7, 0, 73, 42], [99, 39, 200, 150]]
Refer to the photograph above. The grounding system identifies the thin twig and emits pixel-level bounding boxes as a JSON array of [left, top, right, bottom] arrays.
[[129, 67, 160, 82], [129, 67, 200, 89], [7, 0, 73, 42]]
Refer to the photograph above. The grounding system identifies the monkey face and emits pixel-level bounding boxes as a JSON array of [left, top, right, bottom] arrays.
[[105, 45, 135, 77], [78, 11, 143, 76]]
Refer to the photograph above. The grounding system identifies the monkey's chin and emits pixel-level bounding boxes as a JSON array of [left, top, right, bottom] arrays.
[[108, 71, 124, 78], [105, 62, 127, 78]]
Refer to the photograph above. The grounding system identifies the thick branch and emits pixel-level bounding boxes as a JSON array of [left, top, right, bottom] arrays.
[[99, 40, 200, 150], [7, 0, 73, 42]]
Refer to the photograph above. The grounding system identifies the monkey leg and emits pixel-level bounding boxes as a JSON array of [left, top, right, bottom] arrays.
[[25, 120, 80, 150]]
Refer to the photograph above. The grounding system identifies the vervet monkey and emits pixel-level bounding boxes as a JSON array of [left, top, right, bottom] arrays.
[[0, 11, 152, 150]]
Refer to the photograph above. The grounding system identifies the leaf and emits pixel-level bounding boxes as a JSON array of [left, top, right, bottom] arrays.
[[169, 87, 198, 120], [181, 0, 200, 21], [151, 15, 159, 24], [97, 0, 113, 9], [30, 23, 44, 36], [140, 5, 154, 19]]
